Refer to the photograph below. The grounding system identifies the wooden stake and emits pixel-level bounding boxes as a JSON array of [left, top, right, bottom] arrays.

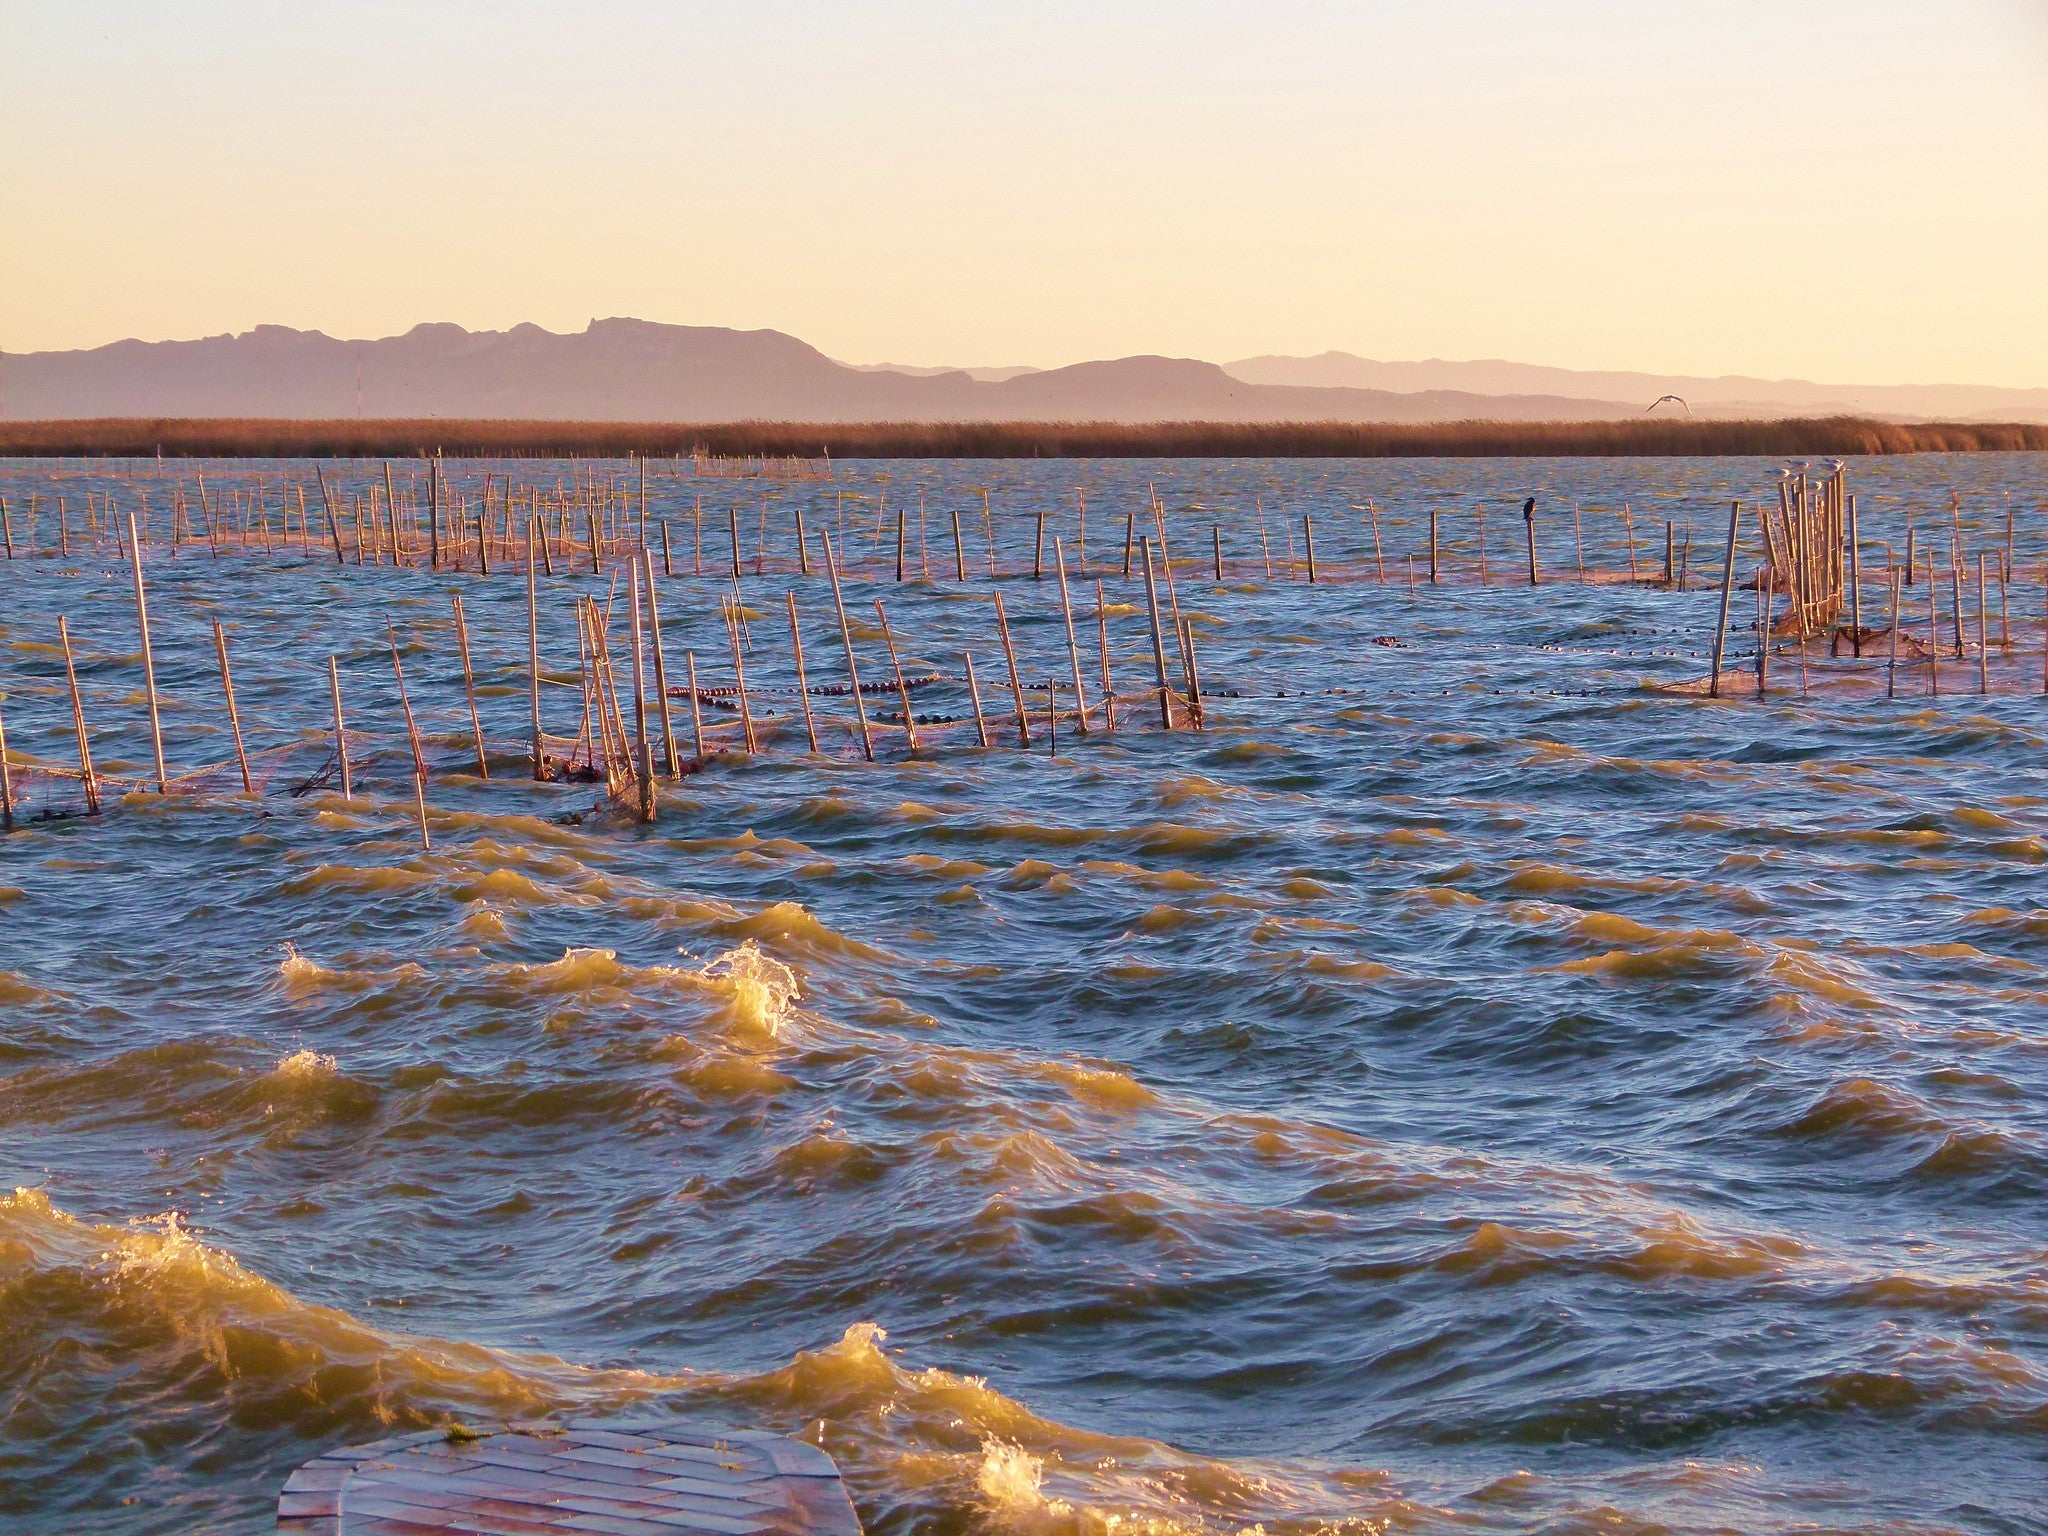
[[1034, 509, 1046, 580], [327, 655, 351, 801], [786, 591, 818, 753], [314, 472, 344, 565], [58, 618, 99, 813], [873, 601, 920, 754], [643, 552, 679, 773], [1429, 509, 1439, 583], [820, 527, 873, 760], [963, 652, 990, 747], [1053, 537, 1090, 734], [1978, 553, 1990, 695], [686, 650, 706, 759], [1887, 566, 1899, 699], [992, 591, 1031, 746], [0, 693, 12, 830], [952, 506, 968, 582], [1095, 579, 1116, 733], [722, 597, 758, 754], [127, 516, 169, 792], [1623, 502, 1638, 582], [1180, 616, 1203, 729], [1140, 537, 1174, 731], [1304, 515, 1317, 584], [451, 593, 489, 778], [387, 623, 429, 787], [211, 618, 253, 793], [1709, 501, 1740, 698], [1928, 559, 1940, 697], [1848, 493, 1864, 655], [628, 561, 656, 820], [1123, 508, 1136, 579], [1573, 501, 1585, 582], [527, 521, 547, 779]]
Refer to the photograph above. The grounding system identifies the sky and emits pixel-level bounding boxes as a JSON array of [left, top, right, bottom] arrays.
[[3, 1, 2046, 385]]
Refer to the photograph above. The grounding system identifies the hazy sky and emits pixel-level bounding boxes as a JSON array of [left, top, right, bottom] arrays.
[[4, 1, 2046, 384]]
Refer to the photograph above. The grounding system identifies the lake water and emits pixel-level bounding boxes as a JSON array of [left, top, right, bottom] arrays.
[[3, 452, 2046, 1535]]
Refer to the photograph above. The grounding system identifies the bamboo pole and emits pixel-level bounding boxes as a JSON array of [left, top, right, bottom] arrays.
[[527, 521, 547, 779], [1257, 500, 1272, 580], [382, 463, 401, 565], [387, 623, 429, 787], [1304, 516, 1317, 584], [1180, 616, 1203, 729], [0, 694, 12, 830], [1928, 558, 1940, 697], [628, 562, 656, 820], [1140, 537, 1174, 731], [0, 494, 12, 559], [1622, 502, 1638, 583], [58, 618, 99, 814], [728, 506, 743, 580], [1887, 566, 1899, 699], [896, 507, 907, 582], [873, 602, 919, 754], [1978, 553, 1990, 695], [1848, 493, 1864, 654], [820, 527, 873, 760], [796, 508, 810, 576], [1096, 580, 1116, 733], [786, 592, 818, 754], [1053, 537, 1090, 734], [685, 651, 706, 758], [963, 652, 990, 746], [1708, 501, 1740, 698], [1034, 509, 1046, 580], [952, 507, 968, 582], [1123, 508, 1136, 579], [451, 593, 488, 778], [428, 455, 441, 571], [993, 591, 1031, 746], [126, 516, 169, 792], [315, 473, 344, 565], [643, 552, 679, 773], [327, 656, 351, 801], [211, 619, 253, 793], [1212, 525, 1223, 583], [722, 597, 758, 754], [1429, 509, 1439, 583]]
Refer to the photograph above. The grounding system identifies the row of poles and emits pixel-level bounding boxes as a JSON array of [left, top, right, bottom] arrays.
[[0, 511, 1213, 835]]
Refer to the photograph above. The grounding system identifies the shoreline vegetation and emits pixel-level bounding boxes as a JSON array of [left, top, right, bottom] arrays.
[[2, 416, 2045, 460]]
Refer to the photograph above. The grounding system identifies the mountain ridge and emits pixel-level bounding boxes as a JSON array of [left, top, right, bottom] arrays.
[[5, 319, 2038, 423]]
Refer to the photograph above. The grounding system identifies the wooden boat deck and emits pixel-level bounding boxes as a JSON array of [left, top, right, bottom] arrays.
[[275, 1422, 864, 1536]]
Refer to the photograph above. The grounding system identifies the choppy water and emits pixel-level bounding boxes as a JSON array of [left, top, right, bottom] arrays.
[[4, 453, 2048, 1536]]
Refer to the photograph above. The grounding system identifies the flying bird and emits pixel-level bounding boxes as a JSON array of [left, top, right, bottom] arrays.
[[1644, 394, 1691, 415]]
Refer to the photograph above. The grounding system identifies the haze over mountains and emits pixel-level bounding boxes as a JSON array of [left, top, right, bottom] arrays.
[[5, 318, 2043, 424]]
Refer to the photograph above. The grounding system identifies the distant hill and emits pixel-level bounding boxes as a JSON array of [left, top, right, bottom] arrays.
[[1223, 351, 2048, 423], [0, 319, 1637, 424]]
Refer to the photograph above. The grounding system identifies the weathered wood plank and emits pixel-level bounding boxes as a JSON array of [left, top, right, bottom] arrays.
[[278, 1422, 863, 1536]]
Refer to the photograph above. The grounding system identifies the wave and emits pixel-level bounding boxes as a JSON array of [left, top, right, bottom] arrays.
[[0, 1193, 1422, 1536]]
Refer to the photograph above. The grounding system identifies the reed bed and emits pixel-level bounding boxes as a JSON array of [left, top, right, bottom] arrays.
[[6, 416, 2048, 461]]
